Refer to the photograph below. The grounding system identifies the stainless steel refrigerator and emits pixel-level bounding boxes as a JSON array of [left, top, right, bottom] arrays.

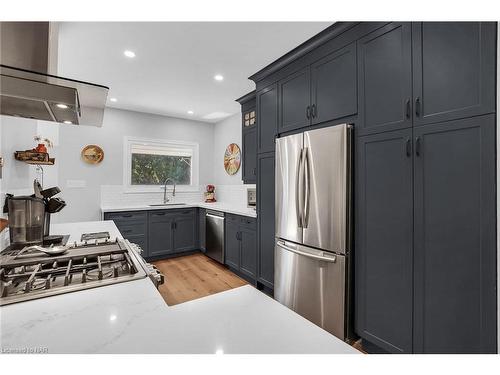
[[274, 123, 352, 341]]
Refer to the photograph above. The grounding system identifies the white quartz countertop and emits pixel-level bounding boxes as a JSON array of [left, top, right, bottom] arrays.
[[101, 201, 257, 218], [0, 221, 358, 354]]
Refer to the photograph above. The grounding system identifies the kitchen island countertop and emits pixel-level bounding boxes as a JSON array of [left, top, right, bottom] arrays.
[[0, 221, 358, 354]]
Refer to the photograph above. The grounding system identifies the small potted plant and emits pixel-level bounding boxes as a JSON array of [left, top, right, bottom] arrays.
[[33, 135, 53, 153]]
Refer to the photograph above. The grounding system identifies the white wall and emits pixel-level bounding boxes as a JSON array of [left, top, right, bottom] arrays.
[[212, 113, 244, 185], [0, 108, 216, 223]]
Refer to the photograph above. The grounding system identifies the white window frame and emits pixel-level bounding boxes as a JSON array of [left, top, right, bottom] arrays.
[[123, 136, 200, 193]]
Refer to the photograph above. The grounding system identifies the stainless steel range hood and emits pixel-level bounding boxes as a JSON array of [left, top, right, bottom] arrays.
[[0, 22, 109, 127]]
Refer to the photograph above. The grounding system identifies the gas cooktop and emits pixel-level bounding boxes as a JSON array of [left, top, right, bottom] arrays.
[[0, 238, 163, 306]]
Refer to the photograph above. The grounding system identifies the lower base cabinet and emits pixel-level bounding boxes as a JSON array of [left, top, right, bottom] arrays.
[[105, 208, 198, 260], [224, 214, 257, 281]]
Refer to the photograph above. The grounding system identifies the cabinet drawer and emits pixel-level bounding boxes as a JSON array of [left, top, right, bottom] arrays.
[[240, 216, 256, 229], [105, 211, 147, 222], [226, 213, 240, 223], [115, 222, 147, 237]]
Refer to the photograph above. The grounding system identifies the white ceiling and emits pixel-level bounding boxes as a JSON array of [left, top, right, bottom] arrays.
[[57, 22, 332, 123]]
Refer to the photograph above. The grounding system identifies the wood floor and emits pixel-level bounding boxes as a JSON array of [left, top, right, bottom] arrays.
[[153, 253, 247, 305]]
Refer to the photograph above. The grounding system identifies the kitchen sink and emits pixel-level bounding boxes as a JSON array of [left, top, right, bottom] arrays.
[[149, 203, 187, 207]]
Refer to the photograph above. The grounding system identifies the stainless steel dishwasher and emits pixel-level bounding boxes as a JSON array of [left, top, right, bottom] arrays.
[[205, 210, 224, 263]]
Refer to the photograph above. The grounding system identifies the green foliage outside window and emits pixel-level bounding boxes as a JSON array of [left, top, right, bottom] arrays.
[[131, 153, 191, 185]]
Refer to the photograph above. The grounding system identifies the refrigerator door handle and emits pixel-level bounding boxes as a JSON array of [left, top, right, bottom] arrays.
[[276, 240, 337, 263], [303, 147, 311, 228], [295, 148, 304, 228]]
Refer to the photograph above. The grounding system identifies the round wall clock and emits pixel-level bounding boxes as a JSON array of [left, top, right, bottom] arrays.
[[81, 144, 104, 164], [224, 143, 241, 175]]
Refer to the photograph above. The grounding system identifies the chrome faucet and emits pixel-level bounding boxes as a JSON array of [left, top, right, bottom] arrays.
[[162, 178, 176, 203]]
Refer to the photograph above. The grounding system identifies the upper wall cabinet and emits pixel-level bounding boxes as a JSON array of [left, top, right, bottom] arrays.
[[257, 83, 278, 154], [279, 67, 311, 132], [412, 22, 496, 126], [279, 43, 358, 134], [357, 22, 413, 136], [311, 42, 357, 125], [237, 91, 258, 184]]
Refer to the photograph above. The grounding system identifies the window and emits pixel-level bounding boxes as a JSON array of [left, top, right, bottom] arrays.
[[124, 137, 199, 192]]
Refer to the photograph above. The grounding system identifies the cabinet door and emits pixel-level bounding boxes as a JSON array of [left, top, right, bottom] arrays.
[[240, 227, 257, 278], [279, 67, 311, 132], [148, 211, 174, 257], [257, 153, 275, 288], [355, 129, 413, 353], [311, 42, 357, 125], [225, 221, 240, 270], [242, 127, 257, 183], [257, 84, 278, 154], [199, 208, 206, 252], [173, 214, 197, 253], [357, 22, 413, 135], [413, 115, 496, 353], [412, 22, 496, 127]]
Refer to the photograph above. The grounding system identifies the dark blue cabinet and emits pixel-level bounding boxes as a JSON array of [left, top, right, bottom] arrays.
[[224, 214, 257, 281], [257, 84, 278, 153], [172, 209, 197, 253], [355, 129, 414, 354], [412, 22, 496, 127], [413, 115, 496, 353], [357, 22, 413, 136], [257, 153, 275, 289], [103, 211, 148, 257], [148, 211, 174, 258]]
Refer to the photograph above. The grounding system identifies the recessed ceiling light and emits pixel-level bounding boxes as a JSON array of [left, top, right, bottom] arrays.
[[110, 97, 118, 102], [124, 50, 136, 58], [56, 103, 68, 109], [187, 110, 194, 115], [214, 74, 224, 81], [63, 120, 72, 124]]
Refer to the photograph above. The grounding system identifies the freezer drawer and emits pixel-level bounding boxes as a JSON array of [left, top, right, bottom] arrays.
[[274, 239, 346, 340]]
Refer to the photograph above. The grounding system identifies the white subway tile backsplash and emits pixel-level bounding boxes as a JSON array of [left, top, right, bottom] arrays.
[[100, 184, 255, 208]]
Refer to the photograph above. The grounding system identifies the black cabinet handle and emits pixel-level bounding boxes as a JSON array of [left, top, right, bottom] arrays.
[[415, 97, 421, 117], [415, 136, 421, 156], [155, 212, 166, 216], [311, 104, 317, 118], [253, 167, 256, 175], [121, 214, 133, 218], [306, 106, 311, 120], [405, 99, 411, 119], [405, 138, 411, 157]]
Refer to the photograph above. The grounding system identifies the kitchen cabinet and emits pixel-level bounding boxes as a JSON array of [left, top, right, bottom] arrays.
[[237, 91, 258, 184], [225, 220, 240, 270], [279, 67, 311, 132], [412, 22, 496, 126], [198, 208, 206, 252], [224, 214, 257, 280], [355, 115, 497, 354], [355, 129, 414, 354], [148, 208, 197, 258], [310, 42, 357, 125], [103, 211, 148, 257], [242, 128, 257, 183], [413, 115, 496, 353], [256, 84, 278, 153], [257, 153, 275, 289], [279, 43, 358, 133], [239, 226, 257, 278], [172, 210, 197, 253], [357, 22, 413, 135], [148, 211, 175, 257]]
